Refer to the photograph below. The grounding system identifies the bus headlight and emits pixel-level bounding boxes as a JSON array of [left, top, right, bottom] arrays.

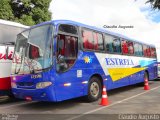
[[36, 82, 52, 89]]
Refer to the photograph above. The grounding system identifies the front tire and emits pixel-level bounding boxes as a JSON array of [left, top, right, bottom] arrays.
[[86, 76, 102, 102]]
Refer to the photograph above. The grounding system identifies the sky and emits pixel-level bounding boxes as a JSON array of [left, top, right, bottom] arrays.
[[49, 0, 160, 45]]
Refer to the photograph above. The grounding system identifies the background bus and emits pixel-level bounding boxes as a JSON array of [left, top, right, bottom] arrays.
[[11, 20, 157, 102], [0, 19, 28, 96], [158, 63, 160, 78], [155, 44, 160, 77]]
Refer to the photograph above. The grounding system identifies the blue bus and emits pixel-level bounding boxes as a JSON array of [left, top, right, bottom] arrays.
[[11, 20, 157, 102]]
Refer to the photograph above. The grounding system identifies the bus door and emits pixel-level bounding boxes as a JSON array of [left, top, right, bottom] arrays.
[[54, 24, 83, 101]]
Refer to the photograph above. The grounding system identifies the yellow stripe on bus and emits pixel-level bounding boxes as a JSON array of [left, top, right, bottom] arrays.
[[108, 68, 146, 81]]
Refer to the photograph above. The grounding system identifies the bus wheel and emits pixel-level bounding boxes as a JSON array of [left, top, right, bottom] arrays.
[[86, 76, 102, 102]]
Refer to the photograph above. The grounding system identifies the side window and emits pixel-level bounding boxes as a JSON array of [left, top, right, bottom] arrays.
[[57, 34, 78, 72], [128, 41, 134, 55], [147, 47, 151, 57], [93, 32, 104, 51], [138, 44, 143, 56], [151, 47, 156, 58], [134, 43, 139, 56], [113, 38, 121, 53], [57, 24, 78, 72], [122, 40, 128, 54], [82, 29, 94, 50], [105, 35, 114, 53], [143, 45, 147, 57], [57, 35, 65, 55], [105, 34, 121, 53], [154, 48, 156, 58], [59, 24, 78, 35], [143, 45, 151, 57], [65, 36, 78, 58]]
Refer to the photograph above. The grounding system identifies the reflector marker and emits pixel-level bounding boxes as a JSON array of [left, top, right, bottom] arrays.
[[82, 81, 88, 84], [25, 96, 32, 101], [64, 83, 71, 86]]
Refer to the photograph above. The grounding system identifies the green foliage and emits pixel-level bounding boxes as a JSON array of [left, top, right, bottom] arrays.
[[0, 0, 52, 26], [31, 0, 51, 24], [146, 0, 160, 10], [0, 0, 14, 20]]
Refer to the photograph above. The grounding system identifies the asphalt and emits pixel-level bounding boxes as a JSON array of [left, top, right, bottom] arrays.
[[0, 79, 160, 120]]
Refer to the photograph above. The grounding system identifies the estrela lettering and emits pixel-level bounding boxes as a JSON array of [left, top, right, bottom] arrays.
[[105, 58, 134, 65]]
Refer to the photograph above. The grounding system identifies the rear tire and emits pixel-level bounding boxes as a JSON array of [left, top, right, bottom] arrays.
[[86, 76, 102, 102]]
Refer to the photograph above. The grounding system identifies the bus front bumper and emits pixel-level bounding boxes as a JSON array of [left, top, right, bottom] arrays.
[[12, 86, 57, 102]]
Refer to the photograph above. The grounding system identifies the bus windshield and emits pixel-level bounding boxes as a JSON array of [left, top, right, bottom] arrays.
[[12, 24, 53, 75]]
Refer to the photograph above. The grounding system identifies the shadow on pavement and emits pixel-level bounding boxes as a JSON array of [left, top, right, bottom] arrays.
[[16, 97, 87, 112], [0, 96, 22, 105], [15, 84, 144, 111]]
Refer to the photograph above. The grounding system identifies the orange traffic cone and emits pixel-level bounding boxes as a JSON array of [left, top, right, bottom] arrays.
[[100, 86, 109, 106], [144, 79, 150, 90]]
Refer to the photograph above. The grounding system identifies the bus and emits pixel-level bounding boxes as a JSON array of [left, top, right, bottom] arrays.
[[11, 20, 157, 102], [155, 45, 160, 77], [158, 63, 160, 78], [0, 19, 28, 96]]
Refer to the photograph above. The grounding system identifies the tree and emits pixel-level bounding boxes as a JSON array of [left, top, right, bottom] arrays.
[[0, 0, 52, 26], [31, 0, 52, 24], [146, 0, 160, 10], [0, 0, 14, 20]]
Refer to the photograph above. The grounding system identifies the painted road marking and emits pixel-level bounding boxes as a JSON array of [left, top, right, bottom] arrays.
[[67, 85, 160, 120], [0, 96, 9, 100]]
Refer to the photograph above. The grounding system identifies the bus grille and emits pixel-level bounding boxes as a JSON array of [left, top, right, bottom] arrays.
[[17, 82, 34, 87]]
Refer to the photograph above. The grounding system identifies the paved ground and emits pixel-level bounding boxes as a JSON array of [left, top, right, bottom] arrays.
[[0, 79, 160, 120]]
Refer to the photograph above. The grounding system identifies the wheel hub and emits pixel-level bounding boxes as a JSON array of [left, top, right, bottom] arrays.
[[90, 82, 99, 97]]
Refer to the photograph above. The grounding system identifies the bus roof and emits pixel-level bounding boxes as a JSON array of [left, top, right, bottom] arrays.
[[0, 19, 29, 28], [29, 20, 155, 47]]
